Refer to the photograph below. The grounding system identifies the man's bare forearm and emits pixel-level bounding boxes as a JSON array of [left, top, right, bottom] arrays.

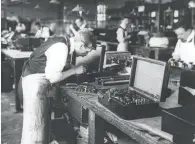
[[46, 68, 76, 84]]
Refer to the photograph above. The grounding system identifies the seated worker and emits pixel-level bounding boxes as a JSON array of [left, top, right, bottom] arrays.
[[20, 29, 96, 144], [34, 21, 51, 39], [171, 18, 195, 65], [1, 19, 27, 45], [15, 18, 26, 34], [116, 17, 131, 52], [69, 17, 88, 37]]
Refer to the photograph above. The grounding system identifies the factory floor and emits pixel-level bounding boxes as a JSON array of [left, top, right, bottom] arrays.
[[1, 90, 138, 144], [1, 91, 22, 144], [1, 91, 72, 144]]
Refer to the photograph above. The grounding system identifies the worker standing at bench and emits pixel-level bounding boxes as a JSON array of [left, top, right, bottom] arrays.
[[20, 29, 96, 144], [116, 17, 131, 52]]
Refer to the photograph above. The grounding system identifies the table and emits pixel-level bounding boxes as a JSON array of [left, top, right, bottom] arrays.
[[1, 49, 32, 111], [61, 81, 180, 144]]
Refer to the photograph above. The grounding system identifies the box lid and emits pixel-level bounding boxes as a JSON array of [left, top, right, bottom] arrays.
[[103, 51, 132, 68], [129, 56, 169, 102]]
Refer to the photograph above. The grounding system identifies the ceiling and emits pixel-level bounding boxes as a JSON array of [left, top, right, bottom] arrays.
[[1, 0, 190, 20]]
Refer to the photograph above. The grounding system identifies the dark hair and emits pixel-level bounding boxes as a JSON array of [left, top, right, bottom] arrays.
[[35, 22, 41, 27], [174, 17, 192, 30], [76, 17, 84, 22]]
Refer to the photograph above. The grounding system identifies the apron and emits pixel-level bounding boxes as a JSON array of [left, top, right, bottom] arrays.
[[117, 42, 129, 52], [20, 74, 51, 144]]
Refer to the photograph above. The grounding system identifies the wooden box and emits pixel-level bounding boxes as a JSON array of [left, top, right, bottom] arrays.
[[98, 56, 170, 120], [178, 70, 195, 105], [161, 105, 195, 144], [103, 51, 132, 77], [103, 51, 132, 67]]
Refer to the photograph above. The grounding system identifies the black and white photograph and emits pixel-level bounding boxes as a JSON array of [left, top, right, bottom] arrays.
[[1, 0, 195, 144]]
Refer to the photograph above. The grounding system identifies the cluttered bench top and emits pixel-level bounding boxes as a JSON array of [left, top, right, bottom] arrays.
[[1, 49, 32, 59], [61, 58, 184, 144], [61, 82, 179, 144]]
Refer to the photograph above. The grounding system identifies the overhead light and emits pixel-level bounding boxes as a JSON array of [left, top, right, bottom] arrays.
[[11, 0, 22, 2], [35, 4, 40, 9], [72, 4, 85, 12], [50, 0, 60, 4], [189, 0, 195, 8], [144, 0, 173, 4], [11, 0, 30, 4]]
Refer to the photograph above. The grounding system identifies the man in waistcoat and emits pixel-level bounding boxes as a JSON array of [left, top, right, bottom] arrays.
[[69, 17, 88, 36], [116, 17, 131, 52], [20, 29, 96, 144], [34, 22, 51, 39]]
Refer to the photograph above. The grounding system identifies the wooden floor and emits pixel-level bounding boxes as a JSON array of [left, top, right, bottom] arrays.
[[1, 91, 22, 144], [1, 91, 72, 144], [1, 91, 138, 144]]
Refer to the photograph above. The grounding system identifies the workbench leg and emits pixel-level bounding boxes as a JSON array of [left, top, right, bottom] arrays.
[[88, 110, 104, 144], [155, 49, 159, 60], [14, 60, 25, 112]]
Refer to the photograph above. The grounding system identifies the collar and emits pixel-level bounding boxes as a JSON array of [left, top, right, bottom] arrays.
[[69, 37, 75, 54], [186, 30, 194, 42], [120, 24, 126, 30]]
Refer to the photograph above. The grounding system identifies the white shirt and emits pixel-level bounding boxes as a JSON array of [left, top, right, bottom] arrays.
[[116, 25, 128, 43], [35, 27, 50, 38], [44, 42, 71, 81], [172, 30, 195, 63]]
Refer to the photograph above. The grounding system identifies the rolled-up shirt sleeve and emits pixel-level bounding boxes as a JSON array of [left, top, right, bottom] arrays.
[[42, 27, 50, 38], [45, 42, 68, 82], [172, 40, 181, 57]]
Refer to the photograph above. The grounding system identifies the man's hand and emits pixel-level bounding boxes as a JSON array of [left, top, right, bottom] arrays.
[[74, 65, 87, 75], [69, 24, 74, 30], [172, 55, 180, 61]]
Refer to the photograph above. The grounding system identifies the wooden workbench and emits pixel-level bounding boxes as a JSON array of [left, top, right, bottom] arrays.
[[60, 79, 180, 144], [1, 49, 32, 111]]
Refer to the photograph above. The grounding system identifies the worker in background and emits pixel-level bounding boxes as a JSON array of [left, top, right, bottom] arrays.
[[20, 29, 96, 144], [170, 18, 195, 66], [116, 17, 131, 52], [15, 18, 26, 34], [69, 17, 88, 37], [34, 22, 51, 39]]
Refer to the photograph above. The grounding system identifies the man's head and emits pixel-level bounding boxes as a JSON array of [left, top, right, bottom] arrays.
[[121, 17, 130, 28], [74, 30, 96, 56], [174, 18, 192, 42], [75, 17, 84, 28], [35, 22, 41, 31]]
